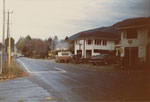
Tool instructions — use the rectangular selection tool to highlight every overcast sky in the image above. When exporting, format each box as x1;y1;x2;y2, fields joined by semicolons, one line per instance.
0;0;149;42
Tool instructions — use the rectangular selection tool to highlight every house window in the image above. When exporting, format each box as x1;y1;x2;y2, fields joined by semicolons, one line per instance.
102;40;107;46
87;40;92;45
95;39;101;45
126;29;137;39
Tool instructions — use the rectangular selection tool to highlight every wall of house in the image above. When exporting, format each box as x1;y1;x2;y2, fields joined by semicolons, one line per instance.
93;41;115;50
120;29;148;62
74;40;84;56
120;29;147;47
74;39;115;58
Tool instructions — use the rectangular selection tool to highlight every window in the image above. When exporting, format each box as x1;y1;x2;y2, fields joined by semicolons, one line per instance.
126;29;137;39
102;40;107;46
95;39;101;45
87;40;92;45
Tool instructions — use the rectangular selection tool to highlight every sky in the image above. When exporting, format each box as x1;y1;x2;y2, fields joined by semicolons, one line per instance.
0;0;149;42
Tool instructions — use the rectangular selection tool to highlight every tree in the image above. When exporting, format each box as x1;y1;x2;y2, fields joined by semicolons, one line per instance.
16;37;25;53
16;36;49;58
54;36;58;41
0;42;2;51
45;37;53;51
32;39;49;58
5;37;15;52
16;35;32;54
52;36;58;51
26;35;31;40
65;36;69;41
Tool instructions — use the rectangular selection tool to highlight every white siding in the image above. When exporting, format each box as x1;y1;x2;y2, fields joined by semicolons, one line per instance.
120;29;147;47
93;41;115;50
74;39;115;58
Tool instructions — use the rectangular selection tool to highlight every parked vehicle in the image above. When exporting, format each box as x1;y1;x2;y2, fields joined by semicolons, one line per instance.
16;54;24;58
89;54;116;65
55;51;71;63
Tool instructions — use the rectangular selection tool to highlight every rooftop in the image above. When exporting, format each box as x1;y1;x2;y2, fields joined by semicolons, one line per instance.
70;17;150;40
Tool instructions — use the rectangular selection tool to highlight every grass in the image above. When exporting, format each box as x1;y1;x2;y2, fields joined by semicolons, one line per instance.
0;60;28;81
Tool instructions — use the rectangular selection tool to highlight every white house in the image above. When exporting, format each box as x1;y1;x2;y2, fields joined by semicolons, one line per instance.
74;32;118;58
117;25;150;64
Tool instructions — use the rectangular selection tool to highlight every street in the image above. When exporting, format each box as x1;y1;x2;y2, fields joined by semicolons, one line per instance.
0;57;150;102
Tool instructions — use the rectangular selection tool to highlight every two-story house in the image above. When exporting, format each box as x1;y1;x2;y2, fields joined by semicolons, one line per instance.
117;25;150;64
74;32;119;58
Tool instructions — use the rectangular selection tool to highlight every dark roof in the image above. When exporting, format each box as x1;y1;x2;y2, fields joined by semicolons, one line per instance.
115;17;150;28
117;24;148;30
75;31;119;40
69;17;150;40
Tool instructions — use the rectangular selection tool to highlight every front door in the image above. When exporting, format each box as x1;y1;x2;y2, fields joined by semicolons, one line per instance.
77;50;82;58
86;50;92;58
124;47;138;65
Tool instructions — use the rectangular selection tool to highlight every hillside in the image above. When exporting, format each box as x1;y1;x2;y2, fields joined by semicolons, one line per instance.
69;17;150;40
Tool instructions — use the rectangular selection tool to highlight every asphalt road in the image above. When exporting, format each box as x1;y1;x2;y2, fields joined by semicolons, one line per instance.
0;57;150;102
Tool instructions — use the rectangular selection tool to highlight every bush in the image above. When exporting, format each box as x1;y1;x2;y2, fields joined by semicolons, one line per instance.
0;60;28;80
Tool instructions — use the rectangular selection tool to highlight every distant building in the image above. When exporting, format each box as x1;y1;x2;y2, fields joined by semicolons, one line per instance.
117;24;150;64
71;17;150;65
74;32;119;58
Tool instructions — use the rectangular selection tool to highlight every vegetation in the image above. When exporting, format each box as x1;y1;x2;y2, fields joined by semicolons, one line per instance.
0;60;28;81
5;37;15;52
0;42;3;51
16;35;50;58
16;35;72;59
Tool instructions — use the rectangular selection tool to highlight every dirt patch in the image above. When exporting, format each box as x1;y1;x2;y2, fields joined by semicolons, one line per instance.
0;60;29;81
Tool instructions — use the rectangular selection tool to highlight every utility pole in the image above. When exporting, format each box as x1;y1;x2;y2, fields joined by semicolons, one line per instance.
0;0;6;74
6;10;13;52
3;0;6;48
6;10;13;67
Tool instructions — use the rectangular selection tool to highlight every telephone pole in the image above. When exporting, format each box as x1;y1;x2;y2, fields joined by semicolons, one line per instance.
6;10;13;67
6;10;13;48
3;0;6;47
0;0;6;74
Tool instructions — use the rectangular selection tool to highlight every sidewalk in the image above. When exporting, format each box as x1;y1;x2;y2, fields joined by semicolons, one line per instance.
0;77;51;102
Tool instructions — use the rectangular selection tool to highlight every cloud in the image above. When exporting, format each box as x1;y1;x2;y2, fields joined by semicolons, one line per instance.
0;0;148;42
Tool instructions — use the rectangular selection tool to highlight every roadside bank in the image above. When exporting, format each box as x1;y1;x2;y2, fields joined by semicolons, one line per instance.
0;60;29;81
